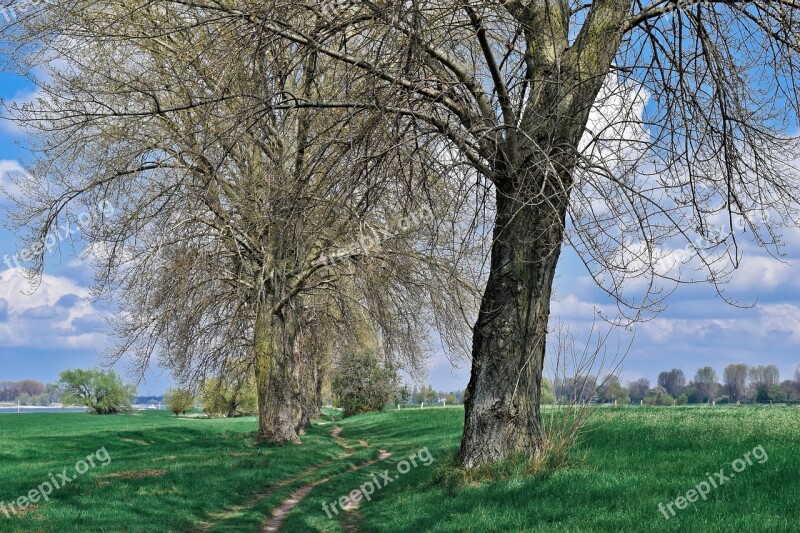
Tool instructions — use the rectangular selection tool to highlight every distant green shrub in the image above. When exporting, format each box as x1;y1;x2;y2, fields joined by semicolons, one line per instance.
164;388;195;416
200;376;257;418
331;350;396;417
58;369;135;414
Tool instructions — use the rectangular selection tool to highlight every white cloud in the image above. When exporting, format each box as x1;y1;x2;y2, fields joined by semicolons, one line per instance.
0;159;27;205
580;73;650;166
0;268;107;349
757;304;800;342
638;303;800;345
552;293;614;319
550;259;800;387
729;254;797;291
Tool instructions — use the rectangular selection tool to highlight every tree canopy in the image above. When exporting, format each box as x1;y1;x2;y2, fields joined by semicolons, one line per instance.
5;0;800;467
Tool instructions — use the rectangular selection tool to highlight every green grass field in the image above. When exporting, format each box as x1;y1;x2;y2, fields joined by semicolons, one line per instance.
1;406;798;532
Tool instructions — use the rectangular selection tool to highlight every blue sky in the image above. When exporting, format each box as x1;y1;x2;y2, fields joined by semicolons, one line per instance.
2;73;799;396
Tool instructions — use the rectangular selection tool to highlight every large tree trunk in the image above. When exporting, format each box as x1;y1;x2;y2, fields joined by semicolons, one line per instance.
458;169;570;468
294;319;326;432
457;0;629;466
254;307;302;444
298;350;324;430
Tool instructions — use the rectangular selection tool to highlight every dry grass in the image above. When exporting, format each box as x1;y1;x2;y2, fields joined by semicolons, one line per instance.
100;469;166;480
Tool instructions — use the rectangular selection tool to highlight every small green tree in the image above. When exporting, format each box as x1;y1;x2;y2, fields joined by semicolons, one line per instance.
684;385;701;404
660;394;676;406
164;388;195;416
58;369;135;414
768;384;787;403
200;376;257;418
424;386;439;403
331;350;396;416
200;379;231;418
604;381;630;405
755;384;770;403
645;385;672;406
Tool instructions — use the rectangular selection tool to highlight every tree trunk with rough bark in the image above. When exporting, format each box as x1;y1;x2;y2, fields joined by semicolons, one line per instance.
298;350;324;430
459;169;570;468
458;0;630;468
293;319;327;433
254;307;302;444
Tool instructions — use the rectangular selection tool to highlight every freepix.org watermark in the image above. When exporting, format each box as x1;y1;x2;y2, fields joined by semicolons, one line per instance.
317;206;434;270
658;444;768;520
1;447;112;518
2;200;115;271
322;447;434;518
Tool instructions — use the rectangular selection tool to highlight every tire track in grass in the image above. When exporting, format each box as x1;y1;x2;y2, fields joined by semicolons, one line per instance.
260;426;391;533
195;426;352;531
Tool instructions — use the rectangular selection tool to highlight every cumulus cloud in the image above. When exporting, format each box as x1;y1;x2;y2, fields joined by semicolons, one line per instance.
21;305;60;320
0;268;107;349
580;72;650;165
552;293;615;320
728;255;798;291
757;304;800;342
639;303;800;346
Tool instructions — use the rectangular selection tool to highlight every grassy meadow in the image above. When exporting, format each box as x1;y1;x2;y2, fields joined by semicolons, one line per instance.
0;406;798;531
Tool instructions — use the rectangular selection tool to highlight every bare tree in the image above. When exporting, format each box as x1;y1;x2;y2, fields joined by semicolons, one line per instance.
227;0;800;467
723;364;749;402
693;366;718;403
748;364;780;401
1;2;479;443
750;365;780;387
658;369;686;398
627;378;650;403
8;0;800;467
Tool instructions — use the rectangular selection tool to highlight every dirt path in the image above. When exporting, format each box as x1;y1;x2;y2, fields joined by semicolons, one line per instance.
195;451;349;531
259;426;391;533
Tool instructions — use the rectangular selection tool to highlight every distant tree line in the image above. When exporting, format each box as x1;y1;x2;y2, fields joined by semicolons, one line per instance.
0;380;60;405
553;374;630;405
554;363;800;406
2;370;138;413
398;385;465;406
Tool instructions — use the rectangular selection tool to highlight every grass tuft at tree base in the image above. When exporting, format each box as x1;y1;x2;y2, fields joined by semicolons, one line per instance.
432;438;586;492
